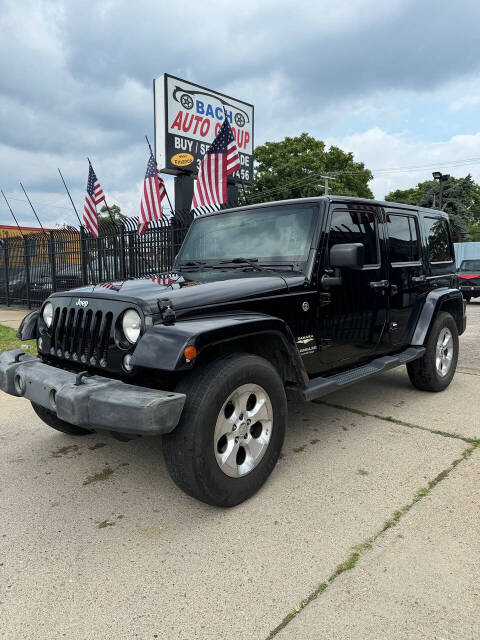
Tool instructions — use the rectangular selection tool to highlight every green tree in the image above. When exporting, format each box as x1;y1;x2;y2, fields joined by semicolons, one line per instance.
245;133;373;204
98;204;126;226
385;174;480;242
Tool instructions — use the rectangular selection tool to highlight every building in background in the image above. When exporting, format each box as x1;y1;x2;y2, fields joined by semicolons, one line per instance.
0;224;57;238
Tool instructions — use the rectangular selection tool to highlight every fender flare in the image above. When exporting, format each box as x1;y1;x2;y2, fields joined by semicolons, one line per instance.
17;310;40;341
411;288;465;345
131;312;309;385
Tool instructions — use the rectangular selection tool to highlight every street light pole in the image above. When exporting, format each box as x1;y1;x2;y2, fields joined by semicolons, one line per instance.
432;172;450;210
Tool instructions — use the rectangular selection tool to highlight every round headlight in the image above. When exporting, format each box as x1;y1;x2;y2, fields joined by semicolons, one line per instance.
43;302;53;328
122;309;141;344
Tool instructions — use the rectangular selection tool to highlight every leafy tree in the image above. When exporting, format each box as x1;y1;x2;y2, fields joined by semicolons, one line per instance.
245;133;373;204
385;174;480;242
98;204;126;226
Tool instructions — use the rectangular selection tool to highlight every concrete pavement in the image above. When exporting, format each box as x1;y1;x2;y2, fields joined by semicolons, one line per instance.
0;307;29;330
0;304;479;639
276;449;480;640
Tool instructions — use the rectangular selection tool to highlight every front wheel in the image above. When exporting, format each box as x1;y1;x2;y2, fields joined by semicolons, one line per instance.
162;354;287;507
407;311;458;392
31;402;93;436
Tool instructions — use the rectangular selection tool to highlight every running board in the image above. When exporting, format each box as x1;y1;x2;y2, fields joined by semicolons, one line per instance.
289;346;426;402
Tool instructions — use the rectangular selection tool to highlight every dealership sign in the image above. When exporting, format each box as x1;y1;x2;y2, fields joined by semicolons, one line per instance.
154;74;254;184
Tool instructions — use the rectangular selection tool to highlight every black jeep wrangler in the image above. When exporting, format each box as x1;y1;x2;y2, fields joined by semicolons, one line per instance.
0;197;466;506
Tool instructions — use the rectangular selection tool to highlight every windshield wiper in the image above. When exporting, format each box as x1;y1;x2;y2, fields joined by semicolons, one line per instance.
213;257;267;271
176;260;212;270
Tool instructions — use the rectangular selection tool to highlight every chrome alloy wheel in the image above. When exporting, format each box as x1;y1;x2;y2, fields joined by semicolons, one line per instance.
214;383;273;478
436;327;454;377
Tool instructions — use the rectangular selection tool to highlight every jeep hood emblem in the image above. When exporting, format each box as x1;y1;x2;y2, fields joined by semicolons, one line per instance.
76;299;89;308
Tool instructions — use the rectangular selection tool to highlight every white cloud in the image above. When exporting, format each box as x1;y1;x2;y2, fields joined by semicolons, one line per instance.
450;95;480;112
326;128;480;199
1;0;480;225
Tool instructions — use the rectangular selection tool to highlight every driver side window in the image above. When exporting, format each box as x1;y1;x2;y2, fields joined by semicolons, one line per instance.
328;209;378;265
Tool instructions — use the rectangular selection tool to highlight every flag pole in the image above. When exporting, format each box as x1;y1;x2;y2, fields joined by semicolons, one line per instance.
19;182;48;237
145;135;174;213
58;168;95;282
1;190;25;238
221;107;244;207
87;158;119;231
240;179;249;205
58;168;83;228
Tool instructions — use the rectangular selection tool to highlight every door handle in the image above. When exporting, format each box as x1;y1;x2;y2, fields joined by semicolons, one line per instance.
369;279;389;290
411;275;426;284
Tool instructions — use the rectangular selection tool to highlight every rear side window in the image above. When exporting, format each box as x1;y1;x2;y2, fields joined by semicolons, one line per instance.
387;214;420;263
424;217;453;263
328;209;378;265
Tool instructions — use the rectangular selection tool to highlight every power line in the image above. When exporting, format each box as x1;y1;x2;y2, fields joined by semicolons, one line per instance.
243;156;480;205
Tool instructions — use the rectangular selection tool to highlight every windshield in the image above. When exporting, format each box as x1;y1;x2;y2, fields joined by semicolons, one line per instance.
459;260;480;271
177;204;316;264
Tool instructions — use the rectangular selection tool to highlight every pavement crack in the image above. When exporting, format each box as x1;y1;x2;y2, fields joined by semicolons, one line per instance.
457;369;480;378
316;400;480;445
265;443;479;639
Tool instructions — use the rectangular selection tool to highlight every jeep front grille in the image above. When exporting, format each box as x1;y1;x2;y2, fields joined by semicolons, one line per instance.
50;306;114;367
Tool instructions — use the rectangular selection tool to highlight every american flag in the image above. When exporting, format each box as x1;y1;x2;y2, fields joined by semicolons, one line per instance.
100;281;123;291
138;152;166;235
83;163;104;237
191;117;240;210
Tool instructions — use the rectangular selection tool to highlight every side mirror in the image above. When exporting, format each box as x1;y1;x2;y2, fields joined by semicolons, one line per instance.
330;243;365;270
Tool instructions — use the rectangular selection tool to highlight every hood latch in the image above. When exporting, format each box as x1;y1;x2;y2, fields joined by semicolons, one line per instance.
158;298;176;325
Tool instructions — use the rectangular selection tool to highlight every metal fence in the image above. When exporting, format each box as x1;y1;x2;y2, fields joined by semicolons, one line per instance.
0;209;200;308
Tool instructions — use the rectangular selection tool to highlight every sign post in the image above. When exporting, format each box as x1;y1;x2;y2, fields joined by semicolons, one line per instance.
154;74;254;209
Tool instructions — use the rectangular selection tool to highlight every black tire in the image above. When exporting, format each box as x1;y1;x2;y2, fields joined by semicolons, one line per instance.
464;296;471;303
31;402;92;436
162;353;287;507
407;311;458;392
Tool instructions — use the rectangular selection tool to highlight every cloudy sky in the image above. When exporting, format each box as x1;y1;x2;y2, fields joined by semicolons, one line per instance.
1;0;480;227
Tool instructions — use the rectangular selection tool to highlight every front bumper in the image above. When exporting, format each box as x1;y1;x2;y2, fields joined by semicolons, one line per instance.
0;350;186;436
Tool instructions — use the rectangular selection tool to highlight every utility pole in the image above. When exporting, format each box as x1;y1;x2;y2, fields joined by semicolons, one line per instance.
319;174;336;196
432;172;450;210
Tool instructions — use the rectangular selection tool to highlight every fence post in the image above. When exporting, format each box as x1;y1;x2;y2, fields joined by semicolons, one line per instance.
119;225;126;280
80;227;88;285
24;236;32;309
97;236;103;283
3;237;9;307
48;231;57;293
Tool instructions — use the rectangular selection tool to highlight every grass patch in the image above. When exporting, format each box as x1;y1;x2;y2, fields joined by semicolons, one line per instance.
0;323;37;356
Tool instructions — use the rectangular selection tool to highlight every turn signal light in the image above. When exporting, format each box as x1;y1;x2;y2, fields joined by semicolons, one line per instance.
184;346;197;361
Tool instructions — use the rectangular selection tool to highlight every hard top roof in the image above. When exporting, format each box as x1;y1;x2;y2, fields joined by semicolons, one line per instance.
199;196;449;219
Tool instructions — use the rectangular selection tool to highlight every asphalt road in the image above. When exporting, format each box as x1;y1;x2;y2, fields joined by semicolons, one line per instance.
1;304;479;639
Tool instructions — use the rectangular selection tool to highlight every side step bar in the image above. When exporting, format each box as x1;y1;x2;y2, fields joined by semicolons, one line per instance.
289;346;426;402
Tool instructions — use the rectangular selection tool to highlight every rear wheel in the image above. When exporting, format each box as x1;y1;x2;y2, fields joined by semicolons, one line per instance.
162;354;287;507
407;311;458;392
464;295;471;303
31;402;92;436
